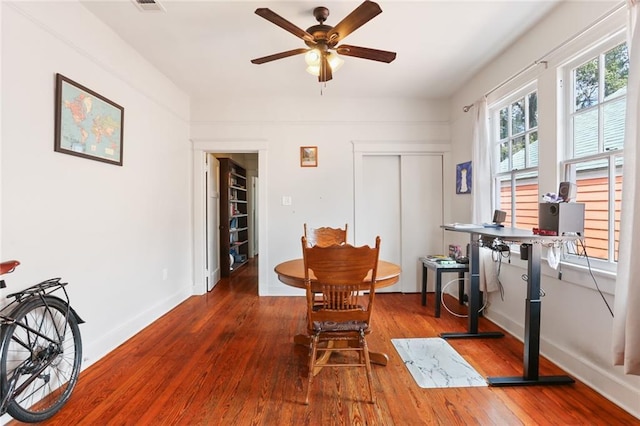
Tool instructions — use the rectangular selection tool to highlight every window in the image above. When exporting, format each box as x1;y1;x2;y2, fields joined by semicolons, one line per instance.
490;85;539;229
562;37;628;267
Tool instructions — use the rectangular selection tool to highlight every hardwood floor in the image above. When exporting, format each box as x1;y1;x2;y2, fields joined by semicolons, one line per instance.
19;257;637;425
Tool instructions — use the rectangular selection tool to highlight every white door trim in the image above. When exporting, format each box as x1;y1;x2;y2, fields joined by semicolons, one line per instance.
191;139;268;296
206;155;221;291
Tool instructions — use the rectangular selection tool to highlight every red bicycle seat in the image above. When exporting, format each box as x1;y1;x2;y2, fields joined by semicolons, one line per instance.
0;260;20;275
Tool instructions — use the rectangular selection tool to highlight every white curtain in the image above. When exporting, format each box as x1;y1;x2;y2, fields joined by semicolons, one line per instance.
613;0;640;375
470;98;500;293
471;98;492;225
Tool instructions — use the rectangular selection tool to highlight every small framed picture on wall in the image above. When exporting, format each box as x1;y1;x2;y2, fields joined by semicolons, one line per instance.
456;161;472;194
300;146;318;167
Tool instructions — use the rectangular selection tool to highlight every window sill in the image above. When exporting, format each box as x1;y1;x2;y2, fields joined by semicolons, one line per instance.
501;253;616;295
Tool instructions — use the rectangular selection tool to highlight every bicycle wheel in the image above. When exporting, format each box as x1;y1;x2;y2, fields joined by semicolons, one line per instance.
1;296;82;423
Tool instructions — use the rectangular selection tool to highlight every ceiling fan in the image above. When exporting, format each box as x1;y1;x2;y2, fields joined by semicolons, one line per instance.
250;1;397;83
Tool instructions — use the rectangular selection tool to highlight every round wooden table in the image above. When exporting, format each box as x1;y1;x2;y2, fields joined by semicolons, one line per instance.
275;259;401;290
274;258;401;369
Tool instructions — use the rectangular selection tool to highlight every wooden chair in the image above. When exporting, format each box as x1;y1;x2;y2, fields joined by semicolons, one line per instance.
303;223;348;247
301;236;381;405
303;223;349;308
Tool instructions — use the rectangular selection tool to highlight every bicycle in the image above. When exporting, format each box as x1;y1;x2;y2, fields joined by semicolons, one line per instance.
0;260;83;423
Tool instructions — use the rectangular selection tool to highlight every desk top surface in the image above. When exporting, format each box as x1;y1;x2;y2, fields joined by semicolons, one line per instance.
442;225;580;242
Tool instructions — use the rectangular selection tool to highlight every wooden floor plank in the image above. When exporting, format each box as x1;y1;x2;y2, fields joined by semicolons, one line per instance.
13;257;637;425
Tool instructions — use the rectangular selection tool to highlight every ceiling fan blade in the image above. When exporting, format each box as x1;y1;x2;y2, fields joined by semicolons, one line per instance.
255;8;315;43
326;1;382;44
251;48;309;65
319;54;333;82
336;45;396;63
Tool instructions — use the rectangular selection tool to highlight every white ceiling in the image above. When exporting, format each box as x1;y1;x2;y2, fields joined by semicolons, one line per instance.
80;0;562;100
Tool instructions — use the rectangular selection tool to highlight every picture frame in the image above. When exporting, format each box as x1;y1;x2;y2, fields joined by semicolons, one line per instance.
300;146;318;167
54;73;124;166
456;161;472;194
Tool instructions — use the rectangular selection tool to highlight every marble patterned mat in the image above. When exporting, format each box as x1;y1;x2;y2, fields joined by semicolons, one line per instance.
391;337;487;388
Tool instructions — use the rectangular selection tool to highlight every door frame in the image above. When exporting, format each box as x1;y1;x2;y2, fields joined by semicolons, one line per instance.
206;155;220;291
192;139;268;296
250;176;259;257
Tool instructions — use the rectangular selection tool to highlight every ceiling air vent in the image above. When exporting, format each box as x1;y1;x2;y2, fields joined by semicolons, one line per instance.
132;0;165;12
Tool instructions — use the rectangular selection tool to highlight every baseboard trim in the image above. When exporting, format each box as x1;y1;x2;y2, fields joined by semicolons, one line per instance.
81;288;192;370
485;310;640;420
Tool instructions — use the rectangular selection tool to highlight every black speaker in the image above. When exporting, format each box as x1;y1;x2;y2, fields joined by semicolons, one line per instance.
558;182;576;202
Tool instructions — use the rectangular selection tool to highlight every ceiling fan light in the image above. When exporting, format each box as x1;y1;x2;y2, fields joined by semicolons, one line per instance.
305;49;321;66
306;65;320;76
327;52;344;72
305;51;344;76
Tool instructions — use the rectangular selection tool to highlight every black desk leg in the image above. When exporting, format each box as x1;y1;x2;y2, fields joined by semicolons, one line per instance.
435;270;443;318
421;265;428;306
458;271;465;305
487;242;574;386
441;234;503;340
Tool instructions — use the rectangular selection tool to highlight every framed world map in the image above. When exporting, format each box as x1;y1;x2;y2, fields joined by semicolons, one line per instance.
54;73;124;166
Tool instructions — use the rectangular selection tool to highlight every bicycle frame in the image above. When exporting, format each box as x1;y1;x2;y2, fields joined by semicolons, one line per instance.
0;278;84;415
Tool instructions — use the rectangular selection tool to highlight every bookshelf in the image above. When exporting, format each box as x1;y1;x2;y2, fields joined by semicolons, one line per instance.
219;158;249;276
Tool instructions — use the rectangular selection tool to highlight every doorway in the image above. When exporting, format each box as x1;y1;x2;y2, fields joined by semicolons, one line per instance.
192;140;267;296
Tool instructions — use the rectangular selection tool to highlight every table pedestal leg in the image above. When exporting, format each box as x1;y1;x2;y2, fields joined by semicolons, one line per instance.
294;334;309;345
293;333;389;371
368;351;389;365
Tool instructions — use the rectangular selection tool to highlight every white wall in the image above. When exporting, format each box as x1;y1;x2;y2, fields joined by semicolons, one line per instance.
3;0;636;420
191;96;451;296
449;0;639;418
1;0;192;371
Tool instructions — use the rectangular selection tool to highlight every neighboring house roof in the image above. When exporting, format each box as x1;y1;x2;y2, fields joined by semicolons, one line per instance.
498;88;625;174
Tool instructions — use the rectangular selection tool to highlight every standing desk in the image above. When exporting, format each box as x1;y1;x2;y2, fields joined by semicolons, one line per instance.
441;225;576;387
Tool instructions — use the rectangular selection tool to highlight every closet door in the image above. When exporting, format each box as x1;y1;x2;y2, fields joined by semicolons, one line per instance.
360;155;402;292
401;155;443;293
356;153;443;293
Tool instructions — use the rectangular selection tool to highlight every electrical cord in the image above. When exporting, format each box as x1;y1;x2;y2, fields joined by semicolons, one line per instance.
498;251;507;299
490;247;506;301
577;239;614;317
440;277;488;318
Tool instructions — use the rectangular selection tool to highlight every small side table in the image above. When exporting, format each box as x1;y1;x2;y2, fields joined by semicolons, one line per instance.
420;257;469;318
